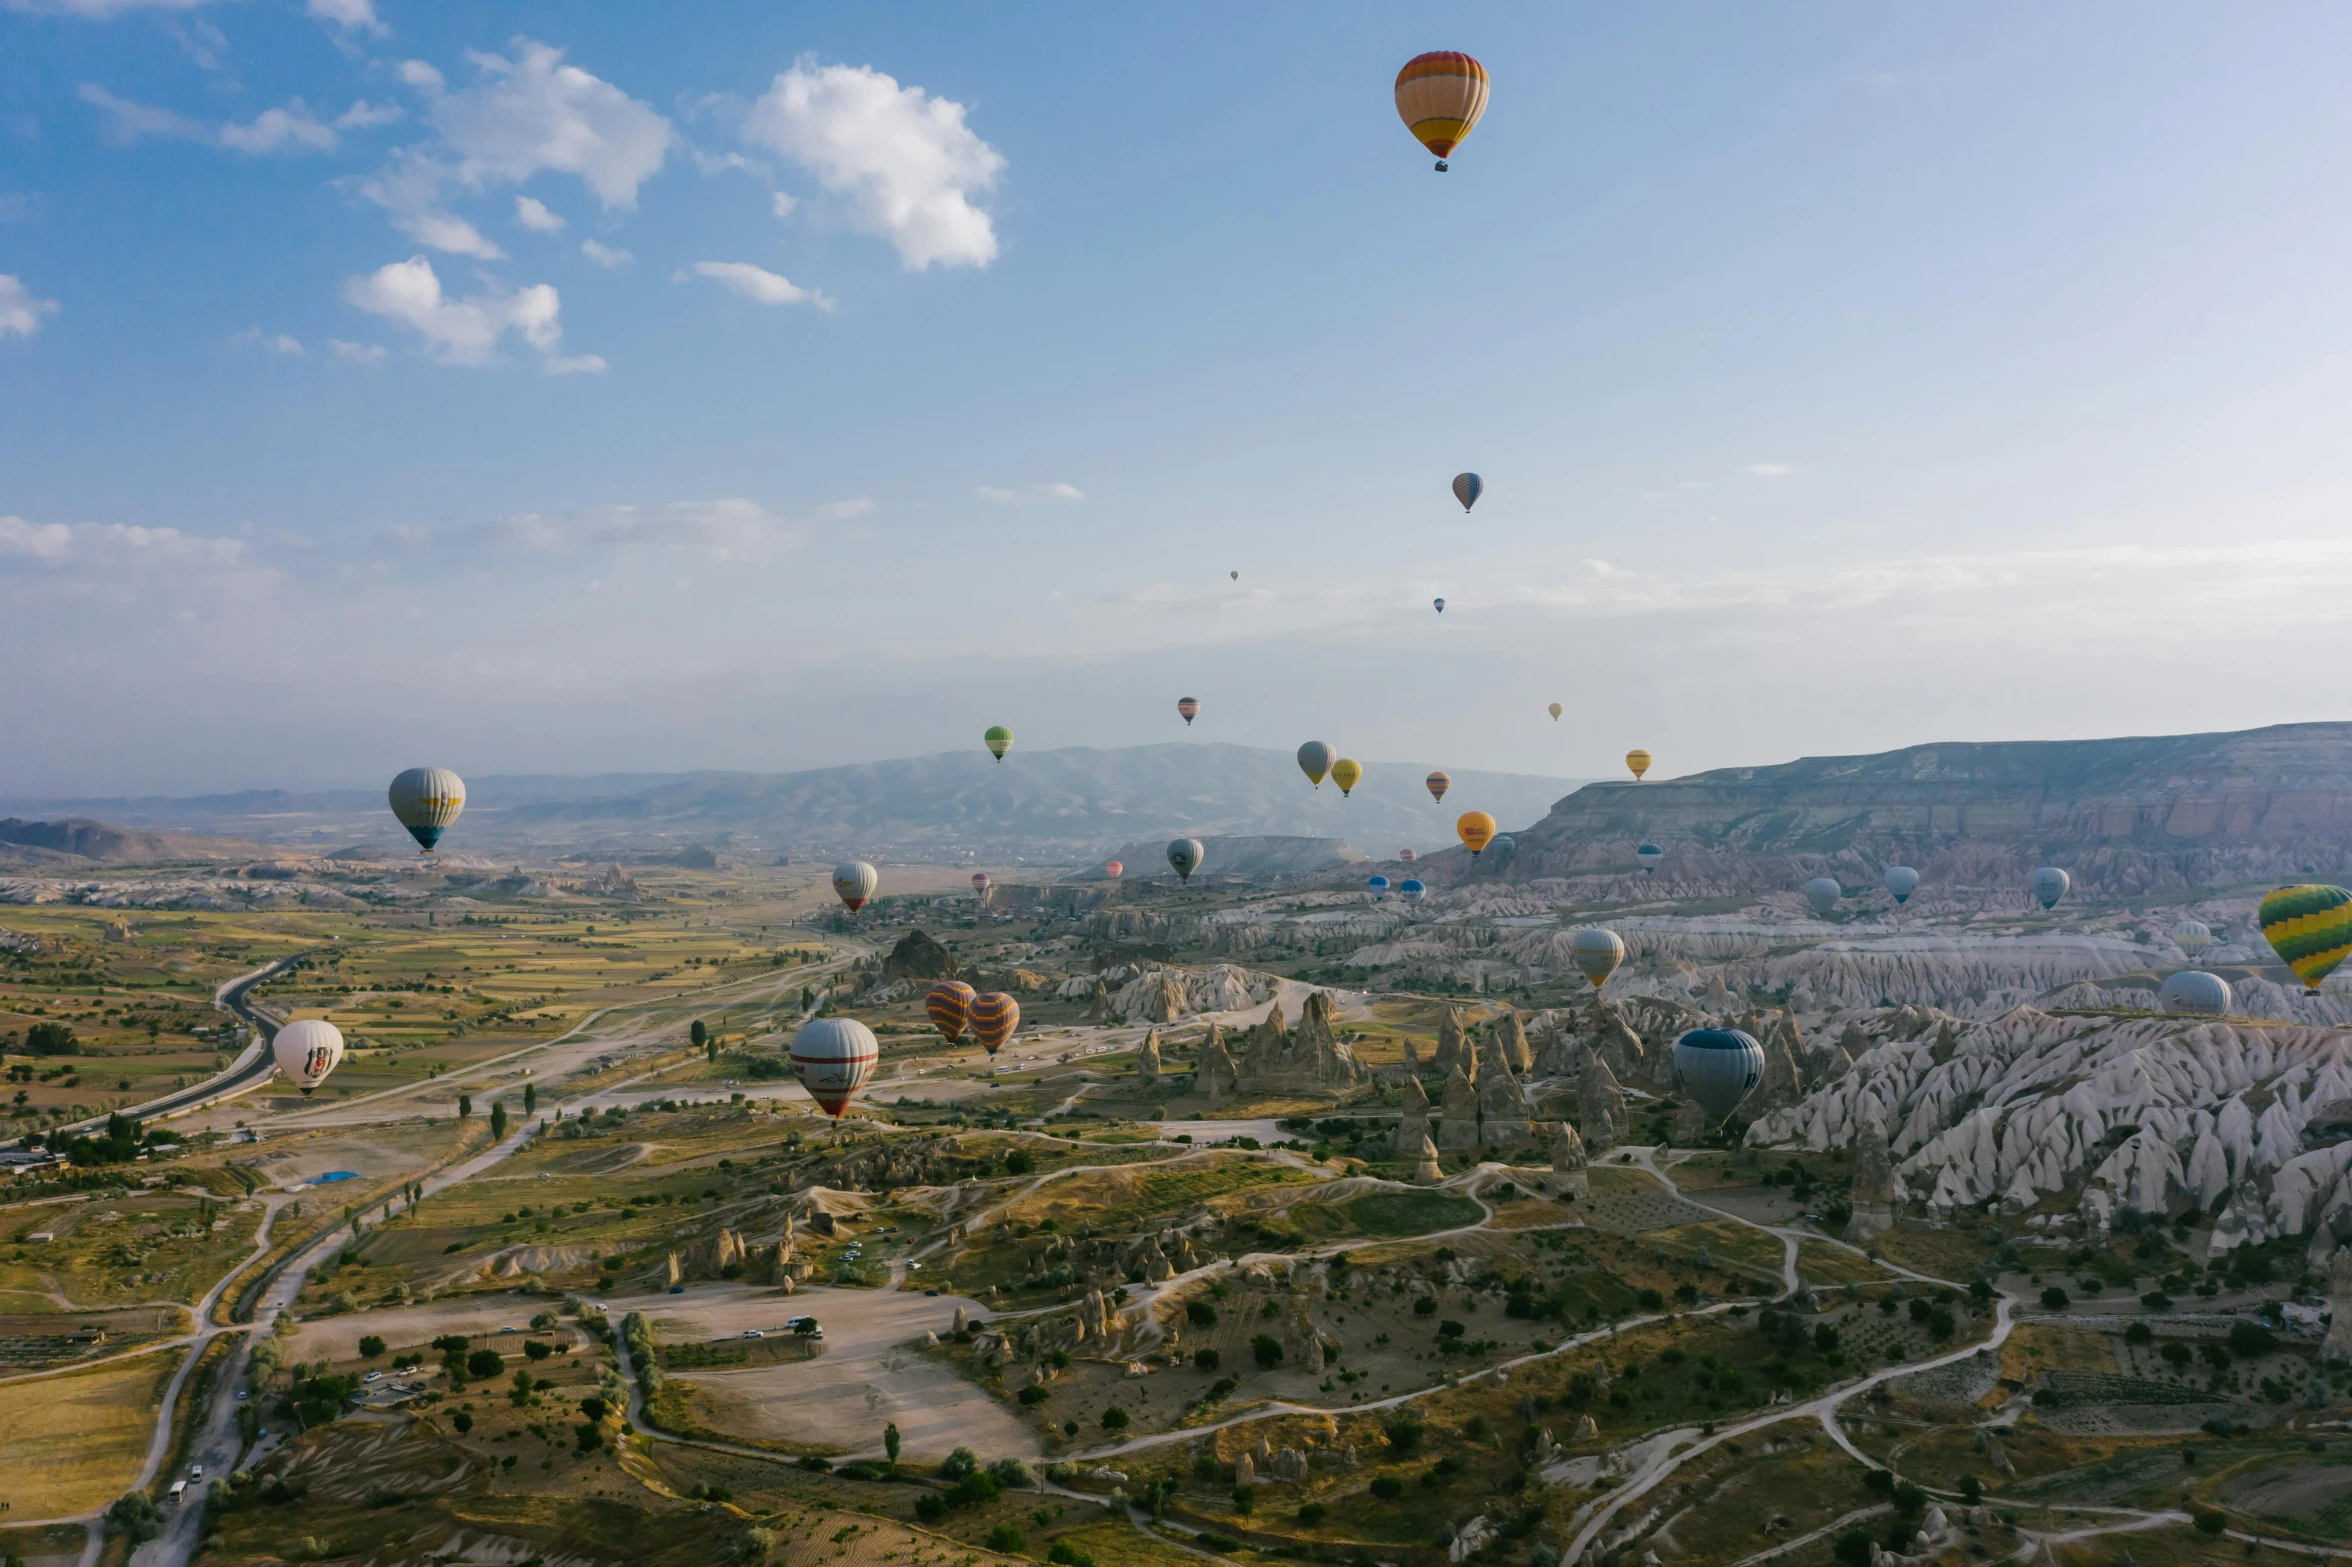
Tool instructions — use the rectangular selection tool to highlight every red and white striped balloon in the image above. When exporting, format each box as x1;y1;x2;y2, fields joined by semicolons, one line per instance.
790;1017;878;1119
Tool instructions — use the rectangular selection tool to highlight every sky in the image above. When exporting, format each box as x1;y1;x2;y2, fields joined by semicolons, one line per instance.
7;3;2352;796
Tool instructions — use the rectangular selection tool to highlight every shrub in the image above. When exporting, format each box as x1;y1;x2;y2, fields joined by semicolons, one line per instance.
1297;1502;1327;1525
2123;1322;2153;1345
1369;1477;1404;1501
105;1494;163;1545
986;1526;1025;1553
990;1458;1031;1488
2040;1287;2069;1310
1636;1288;1664;1311
1231;1486;1255;1515
1251;1334;1284;1368
467;1349;505;1378
939;1448;979;1480
946;1472;1002;1509
2228;1322;2277;1358
524;1340;553;1361
1384;1415;1424;1455
1412;1295;1438;1316
1048;1544;1097;1567
357;1335;386;1358
914;1494;947;1524
1958;1476;1983;1504
1188;1300;1218;1327
1019;1384;1051;1406
1833;1533;1875;1567
1100;1407;1130;1431
25;1022;78;1057
1006;1150;1036;1175
2193;1508;2227;1537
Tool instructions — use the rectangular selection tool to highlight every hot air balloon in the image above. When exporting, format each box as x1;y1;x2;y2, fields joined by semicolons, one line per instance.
1548;702;1562;721
1399;878;1425;904
1457;811;1496;856
1399;847;1417;862
1167;838;1205;882
2260;884;2352;994
2172;919;2212;956
388;767;465;853
1104;860;1123;879
984;725;1013;762
2158;971;2232;1016
1425;771;1451;804
1297;741;1334;788
1569;928;1624;989
1230;570;1239;581
791;1017;878;1119
1884;866;1920;905
2030;866;2069;910
1331;758;1362;797
1673;1028;1764;1125
971;872;992;903
1625;750;1651;782
832;860;879;913
271;1019;344;1095
1635;843;1663;873
1368;874;1391;902
1452;473;1483;512
1487;834;1515;868
967;992;1019;1055
1177;697;1200;726
1803;877;1841;916
1394;51;1489;172
1433;597;1446;614
926;980;976;1044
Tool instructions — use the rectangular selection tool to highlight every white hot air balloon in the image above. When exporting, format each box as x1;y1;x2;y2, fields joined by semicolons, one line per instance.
1569;928;1624;989
791;1017;879;1119
388;767;465;853
1803;877;1841;917
2158;970;2231;1016
1884;866;1920;905
832;860;879;913
1673;1028;1765;1125
2172;919;2212;956
1635;843;1663;873
271;1019;345;1095
2030;866;2069;910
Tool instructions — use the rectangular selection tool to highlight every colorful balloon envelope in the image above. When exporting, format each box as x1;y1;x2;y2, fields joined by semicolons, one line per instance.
1452;472;1483;512
1625;749;1651;782
1884;866;1920;904
388;766;466;853
1804;877;1841;916
2030;866;2069;910
967;992;1019;1055
1569;928;1624;989
1457;811;1497;856
2171;919;2212;955
1425;771;1451;804
1177;697;1199;726
1297;741;1334;788
2158;970;2231;1016
925;980;976;1044
1394;51;1489;172
1635;843;1663;873
1331;758;1362;797
1399;848;1417;863
1433;597;1446;614
791;1017;879;1118
832;860;879;913
1104;860;1123;879
1673;1028;1764;1125
983;725;1013;762
1399;878;1425;904
271;1018;344;1095
2260;884;2352;994
1368;874;1391;902
971;872;992;900
1547;702;1562;721
1167;838;1205;882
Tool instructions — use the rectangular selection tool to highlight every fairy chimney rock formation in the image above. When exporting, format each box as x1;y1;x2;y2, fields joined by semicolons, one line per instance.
1497;1010;1533;1075
1580;1052;1627;1153
1434;1008;1471;1081
1477;1058;1533;1147
1849;1111;1898;1242
1412;1133;1444;1185
1232;990;1367;1096
2326;1247;2352;1363
1196;1026;1238;1102
1138;1028;1163;1082
1393;1073;1432;1159
1437;1065;1481;1152
1550;1121;1590;1199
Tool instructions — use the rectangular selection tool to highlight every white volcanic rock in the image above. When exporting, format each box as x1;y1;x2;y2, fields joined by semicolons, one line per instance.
1749;1006;2352;1255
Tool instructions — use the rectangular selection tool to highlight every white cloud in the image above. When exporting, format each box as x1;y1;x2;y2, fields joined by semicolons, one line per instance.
514;194;566;233
307;0;385;36
0;515;247;571
357;149;504;259
231;327;305;356
336;99;404;131
1744;463;1794;477
542;353;605;375
769;190;797;218
7;0;217;15
489;497;805;560
427;40;674;209
0;275;59;339
977;482;1085;504
741;57;1003;270
342;256;574;368
578;238;631;268
81;85;339;155
327;338;386;364
396;60;446;95
681;260;829;309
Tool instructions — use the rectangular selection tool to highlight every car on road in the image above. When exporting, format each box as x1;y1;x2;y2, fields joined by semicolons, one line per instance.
364;1370;381;1382
190;1465;203;1480
499;1325;518;1334
924;1288;940;1297
742;1329;763;1339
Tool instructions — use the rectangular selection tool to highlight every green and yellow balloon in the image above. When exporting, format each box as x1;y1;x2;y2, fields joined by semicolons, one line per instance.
983;725;1013;763
2261;884;2352;995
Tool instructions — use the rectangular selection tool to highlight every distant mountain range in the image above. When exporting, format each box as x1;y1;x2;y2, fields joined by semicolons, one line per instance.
3;745;1583;863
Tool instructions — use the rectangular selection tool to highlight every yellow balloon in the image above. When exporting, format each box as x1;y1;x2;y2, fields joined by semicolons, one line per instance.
1456;811;1497;856
1625;748;1652;781
1331;759;1362;797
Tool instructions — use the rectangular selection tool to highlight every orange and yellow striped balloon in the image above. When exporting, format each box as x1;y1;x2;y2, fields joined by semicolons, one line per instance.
1394;52;1490;170
968;992;1020;1055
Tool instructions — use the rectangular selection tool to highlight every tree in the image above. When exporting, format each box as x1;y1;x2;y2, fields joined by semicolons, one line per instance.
1833;1532;1875;1567
1958;1475;1983;1504
2193;1508;2228;1537
489;1101;508;1139
2041;1286;2070;1310
452;1409;473;1434
458;1093;473;1119
1101;1406;1130;1430
105;1494;163;1546
523;1082;537;1115
467;1348;506;1378
691;1019;708;1049
25;1022;78;1057
884;1422;901;1467
358;1335;385;1358
1251;1333;1284;1369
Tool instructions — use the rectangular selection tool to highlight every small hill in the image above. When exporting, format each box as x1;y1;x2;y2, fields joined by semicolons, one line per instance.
1099;835;1368;879
0;818;268;865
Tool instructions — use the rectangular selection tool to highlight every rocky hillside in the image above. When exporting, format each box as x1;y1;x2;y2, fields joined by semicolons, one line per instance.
1464;721;2352;897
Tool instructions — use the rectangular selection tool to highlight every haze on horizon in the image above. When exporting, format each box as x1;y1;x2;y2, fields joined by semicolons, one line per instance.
5;3;2351;797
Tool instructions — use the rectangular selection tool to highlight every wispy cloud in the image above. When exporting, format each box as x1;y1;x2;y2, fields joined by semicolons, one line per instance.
977;482;1085;504
231;327;305;356
579;238;632;268
0;275;59;339
678;260;829;308
81;85;339;155
1743;463;1794;477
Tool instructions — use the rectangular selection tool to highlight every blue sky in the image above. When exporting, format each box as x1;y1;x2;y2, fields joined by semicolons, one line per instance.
6;2;2352;796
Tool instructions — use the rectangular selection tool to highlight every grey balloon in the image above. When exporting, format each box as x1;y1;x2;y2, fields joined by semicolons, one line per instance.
1803;877;1841;916
1487;834;1516;867
1884;866;1919;904
2172;919;2212;956
1672;1028;1765;1124
2030;866;2069;909
1296;740;1334;787
1167;838;1205;882
2158;970;2231;1016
